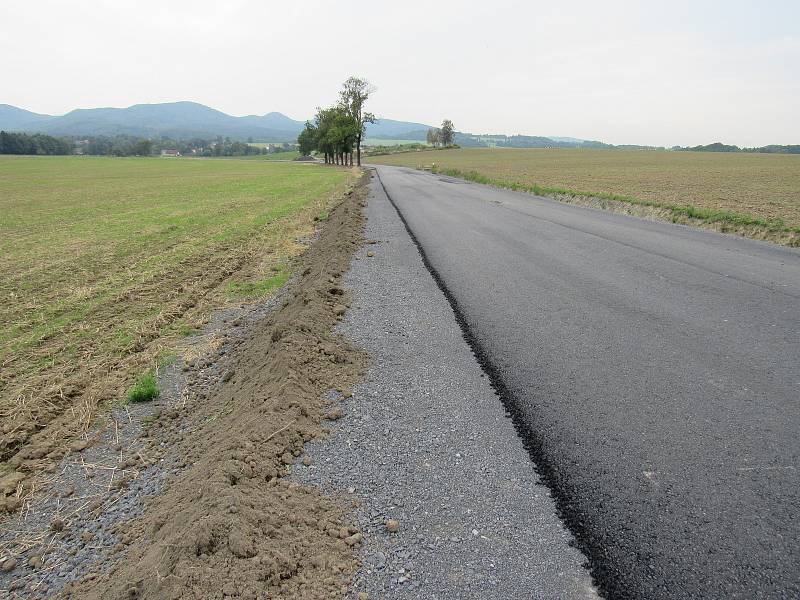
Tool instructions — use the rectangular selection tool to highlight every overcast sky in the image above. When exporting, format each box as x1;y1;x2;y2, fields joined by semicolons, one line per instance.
2;0;798;146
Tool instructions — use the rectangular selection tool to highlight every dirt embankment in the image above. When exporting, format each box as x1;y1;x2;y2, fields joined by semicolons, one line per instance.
62;175;370;599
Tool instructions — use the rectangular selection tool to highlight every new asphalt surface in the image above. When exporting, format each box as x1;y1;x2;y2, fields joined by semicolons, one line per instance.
295;174;598;598
372;165;800;600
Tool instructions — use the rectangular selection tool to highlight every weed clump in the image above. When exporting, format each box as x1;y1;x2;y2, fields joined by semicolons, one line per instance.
127;371;160;403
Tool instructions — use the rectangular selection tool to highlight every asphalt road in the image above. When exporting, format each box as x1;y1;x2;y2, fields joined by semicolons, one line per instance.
372;165;800;600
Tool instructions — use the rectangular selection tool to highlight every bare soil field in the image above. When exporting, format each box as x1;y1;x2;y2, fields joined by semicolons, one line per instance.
368;148;800;244
0;156;356;513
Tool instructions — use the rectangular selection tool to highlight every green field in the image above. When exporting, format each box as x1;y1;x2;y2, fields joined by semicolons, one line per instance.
369;148;800;236
0;155;355;469
231;150;300;161
363;138;426;147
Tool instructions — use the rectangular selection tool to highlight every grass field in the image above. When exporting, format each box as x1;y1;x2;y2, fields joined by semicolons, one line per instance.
369;148;800;238
362;138;426;147
0;156;356;476
232;151;301;161
238;148;300;160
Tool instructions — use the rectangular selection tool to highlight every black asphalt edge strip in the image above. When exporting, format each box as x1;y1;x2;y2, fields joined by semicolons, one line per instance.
371;168;616;600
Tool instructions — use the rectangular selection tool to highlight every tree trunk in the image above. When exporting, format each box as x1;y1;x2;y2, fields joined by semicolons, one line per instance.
356;134;361;166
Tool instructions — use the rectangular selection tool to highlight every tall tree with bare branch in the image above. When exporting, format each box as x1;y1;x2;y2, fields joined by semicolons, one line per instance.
339;76;376;166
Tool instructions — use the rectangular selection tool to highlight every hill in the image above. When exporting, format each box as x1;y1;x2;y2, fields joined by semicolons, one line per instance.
0;102;601;147
0;104;53;130
0;101;437;143
0;102;303;141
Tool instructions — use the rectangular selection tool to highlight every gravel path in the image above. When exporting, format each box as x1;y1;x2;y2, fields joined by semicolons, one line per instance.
294;172;599;599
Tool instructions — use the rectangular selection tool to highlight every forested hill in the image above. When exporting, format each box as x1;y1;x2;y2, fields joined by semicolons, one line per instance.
0;102;433;142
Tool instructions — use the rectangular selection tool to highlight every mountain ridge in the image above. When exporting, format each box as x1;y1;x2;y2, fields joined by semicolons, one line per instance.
0;101;438;142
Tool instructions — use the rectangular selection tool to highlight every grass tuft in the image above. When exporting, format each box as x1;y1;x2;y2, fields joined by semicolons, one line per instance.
127;371;160;403
228;265;291;298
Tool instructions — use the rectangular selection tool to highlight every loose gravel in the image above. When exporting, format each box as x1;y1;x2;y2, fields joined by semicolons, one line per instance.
294;172;599;599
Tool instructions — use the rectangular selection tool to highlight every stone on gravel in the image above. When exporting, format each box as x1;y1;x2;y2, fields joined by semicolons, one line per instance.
2;558;17;572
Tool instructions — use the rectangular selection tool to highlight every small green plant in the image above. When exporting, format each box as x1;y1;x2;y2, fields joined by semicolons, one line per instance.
177;323;200;337
316;210;329;221
228;265;291;298
156;351;177;368
127;371;160;403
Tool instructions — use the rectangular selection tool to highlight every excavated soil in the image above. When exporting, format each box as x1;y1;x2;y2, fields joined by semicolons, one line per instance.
56;175;370;599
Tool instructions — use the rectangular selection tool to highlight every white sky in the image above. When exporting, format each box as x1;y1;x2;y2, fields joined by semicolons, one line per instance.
1;0;798;147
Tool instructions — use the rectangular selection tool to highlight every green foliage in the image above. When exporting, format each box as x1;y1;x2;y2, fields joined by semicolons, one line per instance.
0;131;71;155
440;120;455;146
77;135;297;158
127;371;160;403
298;122;316;156
298;76;376;165
134;139;153;156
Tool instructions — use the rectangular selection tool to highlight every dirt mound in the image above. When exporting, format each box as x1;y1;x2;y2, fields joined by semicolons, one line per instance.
64;173;370;599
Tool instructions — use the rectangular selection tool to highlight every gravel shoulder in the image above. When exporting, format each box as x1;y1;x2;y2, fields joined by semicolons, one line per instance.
294;171;599;599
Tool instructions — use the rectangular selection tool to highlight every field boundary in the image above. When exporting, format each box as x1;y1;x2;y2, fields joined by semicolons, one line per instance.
428;166;800;247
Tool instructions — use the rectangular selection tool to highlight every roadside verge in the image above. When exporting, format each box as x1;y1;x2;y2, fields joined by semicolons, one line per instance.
61;174;371;600
426;167;800;247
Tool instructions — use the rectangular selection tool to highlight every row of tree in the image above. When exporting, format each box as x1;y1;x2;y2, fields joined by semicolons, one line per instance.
298;77;375;166
0;132;298;157
426;120;456;147
675;142;800;154
84;135;296;157
0;131;72;155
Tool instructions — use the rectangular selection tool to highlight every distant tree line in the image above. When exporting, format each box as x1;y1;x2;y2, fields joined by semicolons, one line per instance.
426;120;456;147
674;142;800;154
0;131;72;155
81;135;294;157
0;130;298;157
297;77;376;166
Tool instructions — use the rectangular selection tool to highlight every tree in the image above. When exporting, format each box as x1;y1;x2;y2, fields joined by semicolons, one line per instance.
426;128;441;147
134;139;153;156
440;119;455;146
339;76;376;166
297;122;317;156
